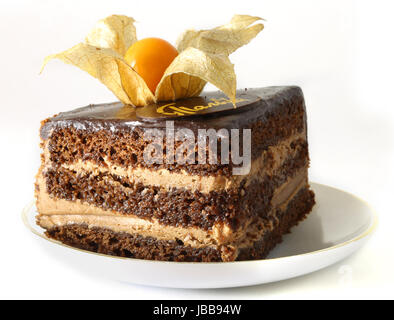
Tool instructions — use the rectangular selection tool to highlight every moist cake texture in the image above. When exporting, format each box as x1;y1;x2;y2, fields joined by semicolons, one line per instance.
35;86;315;262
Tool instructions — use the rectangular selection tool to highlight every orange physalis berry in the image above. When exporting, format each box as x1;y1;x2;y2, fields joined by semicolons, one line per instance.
124;38;179;94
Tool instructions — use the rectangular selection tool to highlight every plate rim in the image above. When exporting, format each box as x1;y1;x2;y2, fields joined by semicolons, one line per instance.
22;182;378;265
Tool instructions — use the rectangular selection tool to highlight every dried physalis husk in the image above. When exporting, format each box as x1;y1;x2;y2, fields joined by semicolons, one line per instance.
176;15;264;55
155;48;236;102
41;43;154;106
157;15;263;104
85;15;137;56
41;15;154;106
41;14;263;106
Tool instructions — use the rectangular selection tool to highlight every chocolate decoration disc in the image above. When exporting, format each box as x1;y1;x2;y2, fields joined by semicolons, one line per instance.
136;92;261;121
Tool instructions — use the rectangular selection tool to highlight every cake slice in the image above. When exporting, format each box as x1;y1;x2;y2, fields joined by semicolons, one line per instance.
35;86;315;262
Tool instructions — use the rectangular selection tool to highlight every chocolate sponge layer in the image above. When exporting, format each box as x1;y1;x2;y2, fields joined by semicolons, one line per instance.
41;87;306;177
41;142;309;231
44;187;315;262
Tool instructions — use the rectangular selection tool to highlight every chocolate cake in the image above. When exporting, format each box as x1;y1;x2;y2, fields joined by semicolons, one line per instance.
35;86;315;262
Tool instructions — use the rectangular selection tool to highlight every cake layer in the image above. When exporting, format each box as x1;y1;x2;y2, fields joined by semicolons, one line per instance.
42;187;315;261
40;128;305;196
37;144;309;230
38;214;216;248
40;87;306;176
53;130;306;193
37;168;308;247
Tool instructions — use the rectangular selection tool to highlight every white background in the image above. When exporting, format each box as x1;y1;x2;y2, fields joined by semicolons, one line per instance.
0;0;393;299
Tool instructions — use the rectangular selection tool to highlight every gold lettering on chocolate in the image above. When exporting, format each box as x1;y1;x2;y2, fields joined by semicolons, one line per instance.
157;98;248;116
169;106;195;115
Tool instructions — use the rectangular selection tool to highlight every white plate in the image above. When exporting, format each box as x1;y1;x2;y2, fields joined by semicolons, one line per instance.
22;183;377;289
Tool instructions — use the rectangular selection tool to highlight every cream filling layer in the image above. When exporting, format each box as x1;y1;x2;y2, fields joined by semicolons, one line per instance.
36;168;308;248
43;130;306;193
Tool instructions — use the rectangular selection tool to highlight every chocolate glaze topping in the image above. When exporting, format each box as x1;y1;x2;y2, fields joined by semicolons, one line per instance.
40;86;305;139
